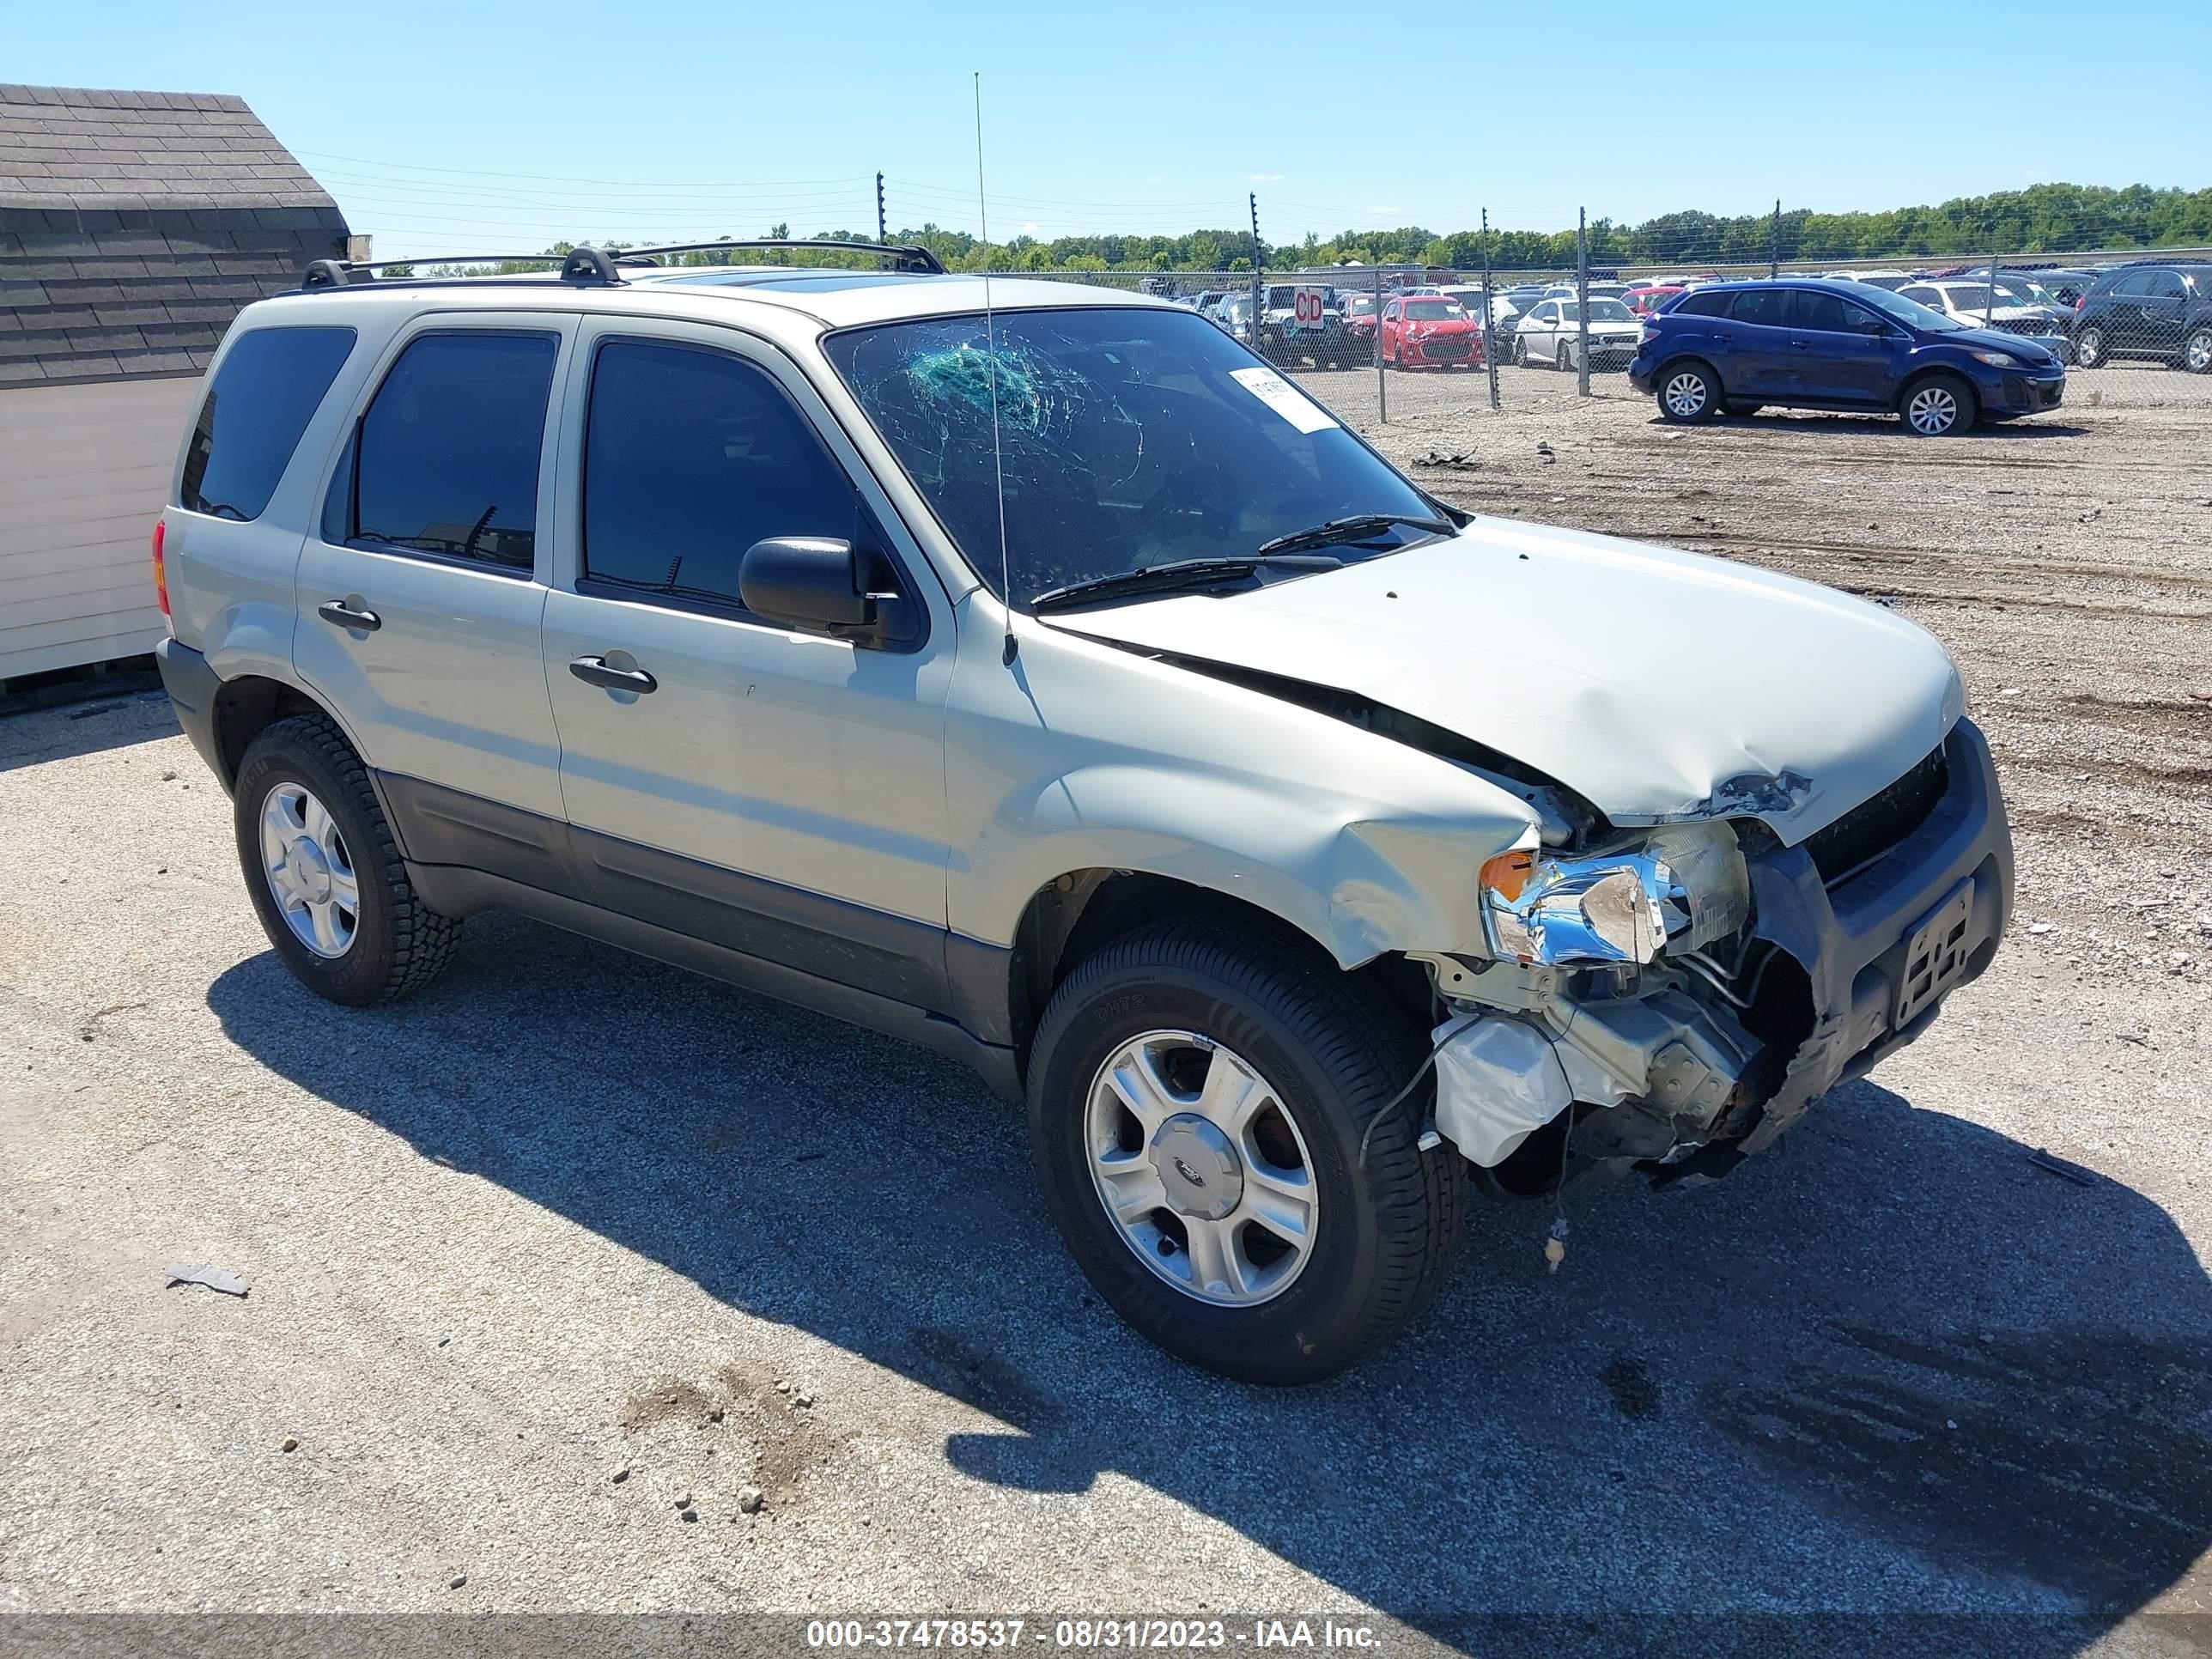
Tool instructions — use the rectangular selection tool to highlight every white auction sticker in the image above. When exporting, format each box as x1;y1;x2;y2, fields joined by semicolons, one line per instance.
1229;366;1340;434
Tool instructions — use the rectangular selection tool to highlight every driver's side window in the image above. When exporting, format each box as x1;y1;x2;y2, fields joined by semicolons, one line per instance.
580;337;876;615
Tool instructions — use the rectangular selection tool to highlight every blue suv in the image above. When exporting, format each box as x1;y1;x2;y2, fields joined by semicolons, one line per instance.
1627;279;2067;435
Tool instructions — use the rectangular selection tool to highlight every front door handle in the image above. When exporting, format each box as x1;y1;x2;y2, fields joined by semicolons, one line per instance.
568;655;657;694
316;599;381;632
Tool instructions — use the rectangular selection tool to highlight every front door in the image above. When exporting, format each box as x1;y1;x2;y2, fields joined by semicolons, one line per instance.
538;320;958;999
1786;289;1895;405
294;315;574;820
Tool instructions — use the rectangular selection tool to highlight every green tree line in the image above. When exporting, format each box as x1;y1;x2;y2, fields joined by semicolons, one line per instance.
381;181;2209;278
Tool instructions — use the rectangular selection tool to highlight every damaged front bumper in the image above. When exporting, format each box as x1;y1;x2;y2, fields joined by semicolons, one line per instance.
1420;718;2013;1180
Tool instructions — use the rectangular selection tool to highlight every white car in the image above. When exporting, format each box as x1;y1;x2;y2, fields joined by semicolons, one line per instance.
1895;280;2075;358
1510;295;1643;369
152;240;2013;1382
1439;284;1519;326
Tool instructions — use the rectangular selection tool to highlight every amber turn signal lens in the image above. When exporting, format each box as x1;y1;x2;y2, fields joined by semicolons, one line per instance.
1481;849;1534;904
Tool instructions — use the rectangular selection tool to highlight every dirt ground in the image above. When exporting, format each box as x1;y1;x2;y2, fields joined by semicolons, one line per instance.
1;358;2209;1657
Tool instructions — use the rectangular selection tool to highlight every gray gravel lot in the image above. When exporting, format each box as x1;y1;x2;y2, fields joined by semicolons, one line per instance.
3;361;2210;1657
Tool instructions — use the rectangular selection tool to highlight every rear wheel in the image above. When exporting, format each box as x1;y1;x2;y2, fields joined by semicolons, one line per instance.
2074;324;2107;369
1656;361;1721;422
1901;371;1976;436
1026;921;1463;1384
2185;325;2212;374
234;714;460;1006
1512;335;1528;368
1555;342;1571;373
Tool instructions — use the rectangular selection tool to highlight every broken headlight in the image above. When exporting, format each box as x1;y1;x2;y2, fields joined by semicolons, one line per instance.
1480;821;1749;967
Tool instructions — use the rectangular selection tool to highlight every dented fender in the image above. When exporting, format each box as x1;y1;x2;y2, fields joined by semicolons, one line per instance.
941;593;1537;963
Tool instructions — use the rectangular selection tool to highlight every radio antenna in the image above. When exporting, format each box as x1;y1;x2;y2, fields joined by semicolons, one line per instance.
974;71;1017;666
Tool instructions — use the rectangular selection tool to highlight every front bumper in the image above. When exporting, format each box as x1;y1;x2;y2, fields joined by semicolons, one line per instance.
1981;365;2066;414
1735;716;2013;1152
155;635;226;787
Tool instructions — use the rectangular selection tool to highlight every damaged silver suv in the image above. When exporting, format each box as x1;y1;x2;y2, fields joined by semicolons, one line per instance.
153;242;2012;1383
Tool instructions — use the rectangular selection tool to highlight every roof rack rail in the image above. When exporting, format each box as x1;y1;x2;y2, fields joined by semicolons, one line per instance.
610;238;946;276
300;247;622;290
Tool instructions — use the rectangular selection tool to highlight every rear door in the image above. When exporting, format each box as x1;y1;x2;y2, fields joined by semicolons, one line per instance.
294;314;573;821
538;318;957;988
2132;270;2189;356
1722;289;1796;395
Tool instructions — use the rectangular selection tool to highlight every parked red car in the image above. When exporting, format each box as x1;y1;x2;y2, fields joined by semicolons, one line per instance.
1381;295;1483;368
1623;283;1685;316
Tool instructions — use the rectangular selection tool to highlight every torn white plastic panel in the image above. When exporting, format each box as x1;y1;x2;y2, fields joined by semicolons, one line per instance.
1048;520;1965;847
1431;1016;1604;1168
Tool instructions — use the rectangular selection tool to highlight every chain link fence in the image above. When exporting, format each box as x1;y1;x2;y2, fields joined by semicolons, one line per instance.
1003;233;2212;429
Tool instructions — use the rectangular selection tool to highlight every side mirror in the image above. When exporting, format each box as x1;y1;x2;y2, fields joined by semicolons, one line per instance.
738;537;896;635
1857;317;1890;336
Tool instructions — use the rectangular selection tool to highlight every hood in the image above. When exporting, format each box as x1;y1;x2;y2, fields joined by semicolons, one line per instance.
1950;325;2063;362
1044;520;1965;845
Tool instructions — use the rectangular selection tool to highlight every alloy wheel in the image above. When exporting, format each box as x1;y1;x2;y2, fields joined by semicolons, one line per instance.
1084;1030;1317;1307
1906;384;1961;434
1662;370;1709;417
2188;329;2212;373
2076;326;2105;369
258;781;359;958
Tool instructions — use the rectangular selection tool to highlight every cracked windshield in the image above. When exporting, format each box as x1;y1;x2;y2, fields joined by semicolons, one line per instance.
823;307;1445;607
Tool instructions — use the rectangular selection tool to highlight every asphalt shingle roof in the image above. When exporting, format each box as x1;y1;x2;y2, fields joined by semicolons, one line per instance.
0;84;349;388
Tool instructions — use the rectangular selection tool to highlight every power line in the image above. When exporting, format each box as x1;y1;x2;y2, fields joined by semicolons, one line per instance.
295;149;868;190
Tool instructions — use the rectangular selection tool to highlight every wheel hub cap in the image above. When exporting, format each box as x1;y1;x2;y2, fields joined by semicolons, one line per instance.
1152;1115;1243;1219
285;836;333;904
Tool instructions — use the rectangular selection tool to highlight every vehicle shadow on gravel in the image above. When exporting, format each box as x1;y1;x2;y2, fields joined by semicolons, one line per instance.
1667;414;2090;442
210;917;2212;1656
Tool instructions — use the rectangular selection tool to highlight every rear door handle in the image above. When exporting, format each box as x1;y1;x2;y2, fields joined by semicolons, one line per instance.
568;655;657;694
316;600;381;632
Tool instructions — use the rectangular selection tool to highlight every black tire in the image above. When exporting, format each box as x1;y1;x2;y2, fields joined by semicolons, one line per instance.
2074;324;2106;369
1555;341;1571;374
2185;325;2212;374
1026;921;1465;1385
1655;359;1722;422
1899;370;1977;436
234;713;460;1006
1511;335;1528;368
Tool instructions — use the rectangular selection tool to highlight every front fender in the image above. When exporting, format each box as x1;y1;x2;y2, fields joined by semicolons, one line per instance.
944;600;1538;966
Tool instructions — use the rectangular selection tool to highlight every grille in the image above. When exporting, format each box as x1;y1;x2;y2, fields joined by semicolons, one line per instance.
1803;744;1950;885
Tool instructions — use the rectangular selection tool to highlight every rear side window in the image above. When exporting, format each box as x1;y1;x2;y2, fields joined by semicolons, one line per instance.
580;338;866;607
179;326;356;521
1729;289;1790;327
345;331;557;573
1671;290;1731;318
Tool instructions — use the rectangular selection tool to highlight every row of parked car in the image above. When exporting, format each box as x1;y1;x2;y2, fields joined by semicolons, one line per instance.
1173;257;2212;377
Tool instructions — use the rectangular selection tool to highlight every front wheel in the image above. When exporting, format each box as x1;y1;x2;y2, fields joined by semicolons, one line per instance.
1901;371;1977;435
2185;325;2212;374
234;714;460;1006
1027;921;1464;1384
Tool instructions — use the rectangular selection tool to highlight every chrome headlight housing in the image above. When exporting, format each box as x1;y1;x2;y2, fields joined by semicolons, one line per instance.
1480;820;1751;968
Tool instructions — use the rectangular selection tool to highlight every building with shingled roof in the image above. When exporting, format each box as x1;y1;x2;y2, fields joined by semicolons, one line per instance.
1;83;351;680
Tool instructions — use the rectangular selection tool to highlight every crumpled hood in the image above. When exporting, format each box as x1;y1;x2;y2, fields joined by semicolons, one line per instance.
1045;519;1966;846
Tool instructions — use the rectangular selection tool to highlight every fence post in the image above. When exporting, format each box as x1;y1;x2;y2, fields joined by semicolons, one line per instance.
1482;207;1498;411
1248;193;1264;354
1576;207;1590;397
1374;264;1387;424
1770;198;1781;278
1986;240;2001;327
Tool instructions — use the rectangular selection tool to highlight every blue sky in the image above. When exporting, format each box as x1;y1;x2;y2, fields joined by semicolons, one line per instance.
14;0;2207;256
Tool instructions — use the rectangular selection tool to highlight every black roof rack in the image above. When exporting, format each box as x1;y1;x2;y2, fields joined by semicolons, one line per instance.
611;238;946;275
300;246;622;291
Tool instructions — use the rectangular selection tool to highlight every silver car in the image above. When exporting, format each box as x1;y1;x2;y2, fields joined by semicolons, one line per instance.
154;244;2013;1382
1510;295;1644;370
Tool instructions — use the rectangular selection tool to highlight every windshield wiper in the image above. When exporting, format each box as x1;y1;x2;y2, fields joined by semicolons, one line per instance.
1254;513;1455;558
1030;553;1343;613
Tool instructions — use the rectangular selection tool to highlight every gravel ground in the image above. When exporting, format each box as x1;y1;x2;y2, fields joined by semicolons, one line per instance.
3;363;2210;1657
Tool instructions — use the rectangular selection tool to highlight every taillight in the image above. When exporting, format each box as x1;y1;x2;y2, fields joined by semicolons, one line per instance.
152;517;171;625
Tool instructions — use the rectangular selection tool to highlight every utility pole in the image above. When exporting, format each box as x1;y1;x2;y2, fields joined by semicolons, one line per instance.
1481;207;1498;410
1769;198;1781;278
876;172;887;243
1576;206;1590;398
1249;192;1264;349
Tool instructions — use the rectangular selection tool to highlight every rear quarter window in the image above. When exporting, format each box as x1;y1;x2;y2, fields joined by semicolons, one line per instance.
178;325;356;521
